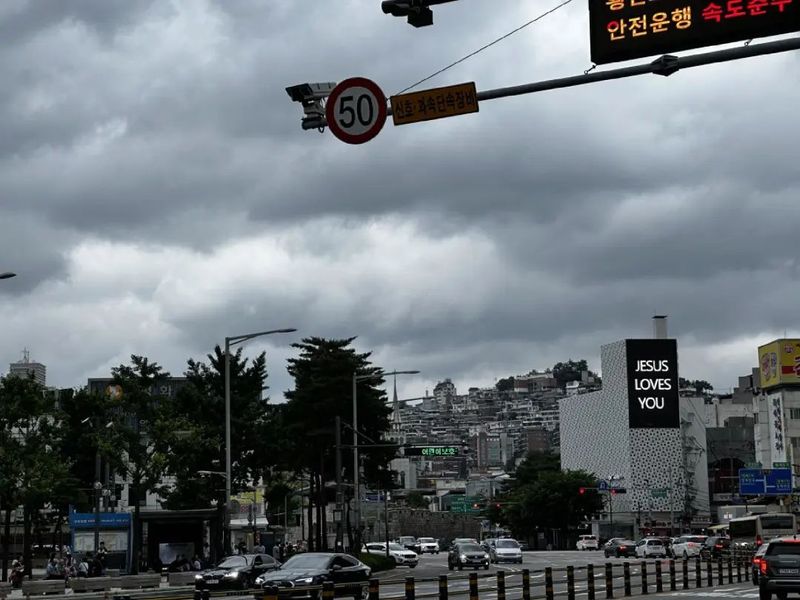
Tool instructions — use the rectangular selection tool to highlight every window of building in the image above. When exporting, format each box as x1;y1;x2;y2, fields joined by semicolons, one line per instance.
790;409;800;420
754;413;759;424
791;437;800;448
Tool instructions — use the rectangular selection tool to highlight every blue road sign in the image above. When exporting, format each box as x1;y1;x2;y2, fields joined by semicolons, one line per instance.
597;480;609;492
739;468;792;496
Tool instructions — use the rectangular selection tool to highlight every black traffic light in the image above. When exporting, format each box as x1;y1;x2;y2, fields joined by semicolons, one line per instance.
381;0;458;28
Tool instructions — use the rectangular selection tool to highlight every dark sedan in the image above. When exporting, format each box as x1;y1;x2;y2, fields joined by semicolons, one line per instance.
255;553;371;600
604;539;637;558
195;554;280;590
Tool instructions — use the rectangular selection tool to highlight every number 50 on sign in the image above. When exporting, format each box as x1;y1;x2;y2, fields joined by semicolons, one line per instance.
325;77;388;145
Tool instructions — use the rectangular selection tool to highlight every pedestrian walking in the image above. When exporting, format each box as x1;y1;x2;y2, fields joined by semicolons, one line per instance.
272;543;280;561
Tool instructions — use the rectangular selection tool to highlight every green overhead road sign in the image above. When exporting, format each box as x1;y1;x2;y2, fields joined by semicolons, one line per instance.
450;495;482;514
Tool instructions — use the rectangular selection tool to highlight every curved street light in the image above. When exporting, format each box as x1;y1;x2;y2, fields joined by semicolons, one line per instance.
224;327;297;553
0;272;16;280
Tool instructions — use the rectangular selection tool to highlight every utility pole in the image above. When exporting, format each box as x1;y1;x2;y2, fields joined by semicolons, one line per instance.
94;450;101;552
384;491;390;559
335;416;343;551
668;467;675;536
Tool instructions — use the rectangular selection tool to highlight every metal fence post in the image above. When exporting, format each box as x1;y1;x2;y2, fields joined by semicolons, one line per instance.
469;572;479;600
737;559;742;584
438;575;447;600
588;564;596;600
682;558;689;590
405;577;415;600
545;567;554;600
370;578;380;600
695;558;702;588
641;561;648;595
727;557;733;584
717;558;723;586
669;560;676;591
623;563;631;597
498;571;506;600
656;560;663;593
605;563;614;599
522;569;531;600
706;559;713;587
567;565;575;600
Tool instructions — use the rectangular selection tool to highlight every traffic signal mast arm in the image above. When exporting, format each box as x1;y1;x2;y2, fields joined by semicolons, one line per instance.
300;36;800;131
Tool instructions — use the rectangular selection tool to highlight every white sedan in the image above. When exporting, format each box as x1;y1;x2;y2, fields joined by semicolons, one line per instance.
635;539;667;558
576;535;599;551
415;537;440;554
363;542;419;567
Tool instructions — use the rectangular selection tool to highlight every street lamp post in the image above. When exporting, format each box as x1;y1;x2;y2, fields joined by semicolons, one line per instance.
352;369;419;555
223;328;296;553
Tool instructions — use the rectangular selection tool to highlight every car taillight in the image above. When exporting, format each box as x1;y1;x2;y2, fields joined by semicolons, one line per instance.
715;544;723;549
753;558;761;566
619;546;626;550
688;543;696;547
760;561;768;575
756;536;763;547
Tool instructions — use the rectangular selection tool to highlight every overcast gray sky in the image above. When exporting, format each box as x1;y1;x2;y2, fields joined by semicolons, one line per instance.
1;0;798;399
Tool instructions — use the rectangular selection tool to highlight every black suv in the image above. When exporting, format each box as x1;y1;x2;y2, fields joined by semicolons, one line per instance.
758;537;800;600
700;536;731;559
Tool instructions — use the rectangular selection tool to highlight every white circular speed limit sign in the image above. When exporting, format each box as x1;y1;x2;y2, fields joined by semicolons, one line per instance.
325;77;387;145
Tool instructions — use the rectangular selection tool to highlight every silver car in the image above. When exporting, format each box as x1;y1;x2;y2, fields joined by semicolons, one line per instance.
490;539;523;564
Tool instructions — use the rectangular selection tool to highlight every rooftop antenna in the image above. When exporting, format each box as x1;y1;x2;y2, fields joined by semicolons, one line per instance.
22;348;30;363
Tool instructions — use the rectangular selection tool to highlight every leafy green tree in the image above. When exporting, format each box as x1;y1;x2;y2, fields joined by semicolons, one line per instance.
492;452;599;548
552;360;589;388
159;346;275;559
284;337;394;552
679;378;713;395
495;377;515;392
405;491;429;509
109;356;175;573
0;376;73;578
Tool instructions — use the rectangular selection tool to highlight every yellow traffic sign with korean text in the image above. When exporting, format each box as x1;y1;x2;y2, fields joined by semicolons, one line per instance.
390;82;479;126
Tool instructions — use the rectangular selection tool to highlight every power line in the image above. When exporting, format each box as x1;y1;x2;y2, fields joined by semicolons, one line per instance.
396;0;575;95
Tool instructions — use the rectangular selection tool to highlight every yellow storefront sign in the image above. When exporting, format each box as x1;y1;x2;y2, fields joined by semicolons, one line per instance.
758;339;800;389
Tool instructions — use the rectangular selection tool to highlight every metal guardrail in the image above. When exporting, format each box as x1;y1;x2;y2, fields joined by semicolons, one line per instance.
6;555;755;600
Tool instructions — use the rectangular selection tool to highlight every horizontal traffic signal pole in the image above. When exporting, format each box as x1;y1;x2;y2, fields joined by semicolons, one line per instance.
388;36;800;113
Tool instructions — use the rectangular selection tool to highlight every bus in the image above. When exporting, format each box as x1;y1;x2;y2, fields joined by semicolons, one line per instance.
728;513;798;549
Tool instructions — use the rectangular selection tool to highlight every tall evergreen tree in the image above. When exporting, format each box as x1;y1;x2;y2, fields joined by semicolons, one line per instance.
284;337;394;552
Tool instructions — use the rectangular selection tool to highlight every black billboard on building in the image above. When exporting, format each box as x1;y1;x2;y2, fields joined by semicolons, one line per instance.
589;0;800;65
626;339;679;428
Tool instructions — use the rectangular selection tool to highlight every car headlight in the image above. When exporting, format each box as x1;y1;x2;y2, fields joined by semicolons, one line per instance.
460;554;468;561
195;574;203;580
255;577;264;586
484;554;489;560
294;577;314;584
223;572;240;579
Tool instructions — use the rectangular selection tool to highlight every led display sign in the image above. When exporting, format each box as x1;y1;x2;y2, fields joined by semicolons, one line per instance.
404;446;459;456
626;339;680;428
589;0;800;65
